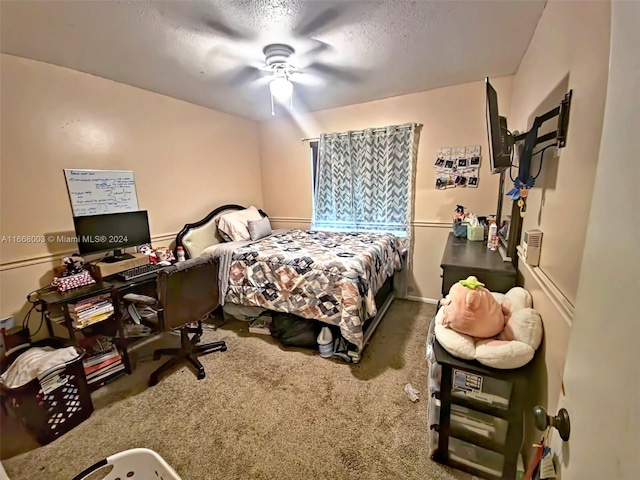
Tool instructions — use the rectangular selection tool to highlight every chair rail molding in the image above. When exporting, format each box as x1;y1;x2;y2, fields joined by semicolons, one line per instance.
0;232;178;271
268;217;450;229
517;245;574;327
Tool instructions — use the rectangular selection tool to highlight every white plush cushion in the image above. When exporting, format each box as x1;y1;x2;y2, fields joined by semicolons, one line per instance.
504;287;532;311
475;339;535;369
491;292;505;304
435;286;543;369
499;308;543;349
216;206;263;242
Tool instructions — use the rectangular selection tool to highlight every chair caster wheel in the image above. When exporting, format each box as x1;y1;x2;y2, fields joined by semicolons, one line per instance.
197;370;205;380
220;345;227;352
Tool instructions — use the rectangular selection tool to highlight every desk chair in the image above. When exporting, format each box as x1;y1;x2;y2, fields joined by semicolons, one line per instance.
149;256;226;387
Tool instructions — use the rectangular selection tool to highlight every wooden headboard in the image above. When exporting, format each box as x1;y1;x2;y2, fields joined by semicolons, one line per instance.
175;204;267;259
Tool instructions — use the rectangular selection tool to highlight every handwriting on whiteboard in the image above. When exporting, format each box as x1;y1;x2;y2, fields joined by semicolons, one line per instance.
64;170;139;216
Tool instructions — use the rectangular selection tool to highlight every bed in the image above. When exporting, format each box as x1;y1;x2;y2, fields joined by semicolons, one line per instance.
175;205;407;363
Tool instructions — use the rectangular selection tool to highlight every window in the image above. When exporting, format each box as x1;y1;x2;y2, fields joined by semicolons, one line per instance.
310;140;319;196
310;124;419;238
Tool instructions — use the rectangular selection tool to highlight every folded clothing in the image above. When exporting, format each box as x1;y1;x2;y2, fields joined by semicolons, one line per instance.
0;346;79;389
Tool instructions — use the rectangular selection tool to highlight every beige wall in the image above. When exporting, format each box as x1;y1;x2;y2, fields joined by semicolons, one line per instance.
506;0;611;460
0;54;263;321
509;0;610;306
259;77;513;299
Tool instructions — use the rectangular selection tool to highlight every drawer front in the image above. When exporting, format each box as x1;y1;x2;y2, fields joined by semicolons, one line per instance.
451;368;512;410
442;268;516;296
450;405;508;446
449;437;504;478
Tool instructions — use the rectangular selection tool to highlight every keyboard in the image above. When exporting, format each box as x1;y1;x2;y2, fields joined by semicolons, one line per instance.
117;263;164;281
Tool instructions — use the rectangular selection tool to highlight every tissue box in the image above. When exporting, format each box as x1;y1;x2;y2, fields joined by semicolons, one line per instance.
467;225;485;241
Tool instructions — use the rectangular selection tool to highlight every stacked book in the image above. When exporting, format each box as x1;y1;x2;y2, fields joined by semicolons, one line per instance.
80;336;125;386
69;294;115;329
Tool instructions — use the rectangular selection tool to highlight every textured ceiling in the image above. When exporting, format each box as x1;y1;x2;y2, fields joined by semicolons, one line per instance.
0;0;545;120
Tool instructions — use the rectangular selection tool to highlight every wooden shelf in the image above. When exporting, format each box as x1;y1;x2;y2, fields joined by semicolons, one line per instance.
36;273;163;392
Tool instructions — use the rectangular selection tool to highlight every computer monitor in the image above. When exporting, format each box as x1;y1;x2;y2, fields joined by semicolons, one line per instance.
485;77;513;173
73;211;151;262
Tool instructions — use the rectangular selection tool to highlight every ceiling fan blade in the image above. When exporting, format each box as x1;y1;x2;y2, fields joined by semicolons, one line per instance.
293;2;383;38
290;72;325;87
293;5;345;37
291;39;333;69
254;76;273;88
206;42;267;70
305;62;365;83
155;2;254;41
306;39;333;57
201;17;254;41
216;65;265;86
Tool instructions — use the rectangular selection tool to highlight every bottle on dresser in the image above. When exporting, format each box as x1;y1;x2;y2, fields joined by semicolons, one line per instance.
487;220;498;251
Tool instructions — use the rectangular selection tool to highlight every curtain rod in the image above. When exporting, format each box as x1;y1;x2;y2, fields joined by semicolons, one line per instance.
300;123;423;142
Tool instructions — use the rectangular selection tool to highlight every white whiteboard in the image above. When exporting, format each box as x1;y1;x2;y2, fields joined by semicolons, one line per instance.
64;169;139;217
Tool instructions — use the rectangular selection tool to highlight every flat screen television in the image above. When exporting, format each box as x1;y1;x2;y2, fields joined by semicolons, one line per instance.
485;77;513;173
73;210;151;262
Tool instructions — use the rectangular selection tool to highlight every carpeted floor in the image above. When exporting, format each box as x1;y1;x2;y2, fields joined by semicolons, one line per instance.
3;300;468;480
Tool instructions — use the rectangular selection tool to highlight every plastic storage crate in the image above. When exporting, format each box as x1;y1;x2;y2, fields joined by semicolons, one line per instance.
72;448;182;480
1;345;93;444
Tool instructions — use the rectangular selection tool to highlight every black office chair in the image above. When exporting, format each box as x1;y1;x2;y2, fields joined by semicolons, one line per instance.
149;256;226;386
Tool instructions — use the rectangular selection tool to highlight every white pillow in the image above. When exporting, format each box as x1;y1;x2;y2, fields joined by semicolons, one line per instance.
216;206;263;241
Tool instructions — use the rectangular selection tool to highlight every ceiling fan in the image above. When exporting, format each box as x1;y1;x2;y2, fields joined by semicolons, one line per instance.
259;43;299;116
157;2;368;115
231;42;366;116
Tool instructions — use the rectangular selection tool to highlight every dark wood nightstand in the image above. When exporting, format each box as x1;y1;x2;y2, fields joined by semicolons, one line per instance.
440;233;516;297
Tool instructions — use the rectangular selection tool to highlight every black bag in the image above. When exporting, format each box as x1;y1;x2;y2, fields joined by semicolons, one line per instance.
270;313;321;349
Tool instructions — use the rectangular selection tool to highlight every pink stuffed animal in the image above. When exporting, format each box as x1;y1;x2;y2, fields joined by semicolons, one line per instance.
441;276;510;338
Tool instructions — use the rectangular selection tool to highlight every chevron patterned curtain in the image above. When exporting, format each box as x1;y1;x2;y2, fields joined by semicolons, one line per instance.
312;123;419;239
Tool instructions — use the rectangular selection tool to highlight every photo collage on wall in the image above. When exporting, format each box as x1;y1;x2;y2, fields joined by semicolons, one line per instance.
434;145;481;190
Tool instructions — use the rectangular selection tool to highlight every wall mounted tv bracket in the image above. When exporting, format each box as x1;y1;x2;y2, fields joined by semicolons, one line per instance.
513;90;572;182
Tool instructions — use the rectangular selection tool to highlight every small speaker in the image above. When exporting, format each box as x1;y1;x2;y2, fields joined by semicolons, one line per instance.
523;230;543;266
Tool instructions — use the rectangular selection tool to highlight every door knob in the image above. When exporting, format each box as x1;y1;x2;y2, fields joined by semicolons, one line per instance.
533;405;571;441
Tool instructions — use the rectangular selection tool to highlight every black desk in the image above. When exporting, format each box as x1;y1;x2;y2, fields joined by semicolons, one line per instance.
440;233;516;296
37;273;161;380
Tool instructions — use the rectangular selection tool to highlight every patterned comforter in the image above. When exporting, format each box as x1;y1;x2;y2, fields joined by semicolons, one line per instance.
224;229;406;349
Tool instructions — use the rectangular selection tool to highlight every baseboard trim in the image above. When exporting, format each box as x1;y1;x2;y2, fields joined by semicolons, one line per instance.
406;295;440;305
0;232;178;271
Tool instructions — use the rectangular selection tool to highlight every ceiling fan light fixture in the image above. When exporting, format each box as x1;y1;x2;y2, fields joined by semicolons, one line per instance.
263;44;295;115
269;75;293;102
